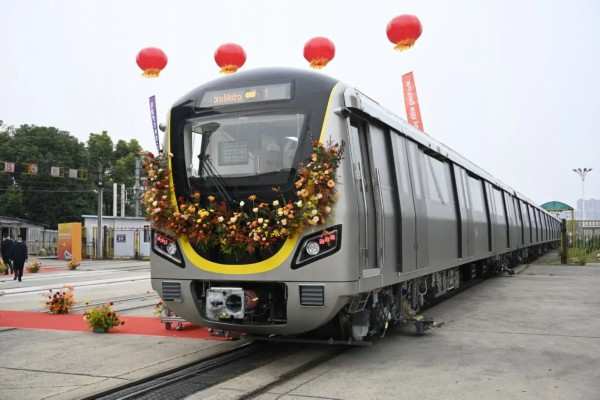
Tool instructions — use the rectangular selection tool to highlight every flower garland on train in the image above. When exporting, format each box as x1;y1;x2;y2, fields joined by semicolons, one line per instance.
142;140;344;258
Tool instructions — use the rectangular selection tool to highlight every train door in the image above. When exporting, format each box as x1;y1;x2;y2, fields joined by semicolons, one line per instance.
405;140;429;269
347;119;380;288
390;134;417;273
366;123;400;285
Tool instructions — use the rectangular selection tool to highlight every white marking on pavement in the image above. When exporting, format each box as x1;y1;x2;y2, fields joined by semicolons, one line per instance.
0;275;150;296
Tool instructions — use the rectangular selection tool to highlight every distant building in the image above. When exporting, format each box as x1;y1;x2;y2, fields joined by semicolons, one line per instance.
82;215;150;259
576;198;600;220
541;201;574;221
0;216;57;255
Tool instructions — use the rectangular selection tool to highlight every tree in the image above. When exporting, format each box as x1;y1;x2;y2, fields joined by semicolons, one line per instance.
88;131;113;170
0;122;146;227
0;185;26;217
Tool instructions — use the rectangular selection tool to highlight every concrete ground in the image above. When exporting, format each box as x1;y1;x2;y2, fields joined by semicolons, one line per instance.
0;259;156;316
0;259;244;400
195;263;600;400
0;328;243;400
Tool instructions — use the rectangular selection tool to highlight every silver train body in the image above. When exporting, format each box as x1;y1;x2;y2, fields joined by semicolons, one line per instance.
151;68;560;339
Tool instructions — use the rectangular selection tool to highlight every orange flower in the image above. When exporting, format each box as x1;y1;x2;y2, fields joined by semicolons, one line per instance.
248;194;257;201
327;180;335;188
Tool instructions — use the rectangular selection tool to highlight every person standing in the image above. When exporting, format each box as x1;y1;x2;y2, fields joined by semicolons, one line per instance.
12;236;28;282
1;236;15;276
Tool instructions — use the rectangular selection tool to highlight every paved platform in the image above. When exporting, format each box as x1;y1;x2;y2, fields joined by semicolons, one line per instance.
0;329;243;400
0;259;245;400
195;264;600;400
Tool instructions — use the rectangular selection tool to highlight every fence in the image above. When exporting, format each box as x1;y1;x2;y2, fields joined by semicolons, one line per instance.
565;220;600;264
84;226;151;260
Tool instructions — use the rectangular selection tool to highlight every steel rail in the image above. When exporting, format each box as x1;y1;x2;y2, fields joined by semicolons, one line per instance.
84;341;260;400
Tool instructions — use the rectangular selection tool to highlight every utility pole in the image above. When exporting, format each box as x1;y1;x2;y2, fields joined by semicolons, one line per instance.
121;183;126;217
113;183;117;217
134;157;141;217
573;168;592;220
96;165;104;259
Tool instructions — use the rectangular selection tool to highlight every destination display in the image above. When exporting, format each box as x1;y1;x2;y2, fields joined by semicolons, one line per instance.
198;83;291;107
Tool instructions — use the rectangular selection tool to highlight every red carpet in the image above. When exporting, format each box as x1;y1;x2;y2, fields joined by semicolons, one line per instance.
0;310;222;340
26;266;64;274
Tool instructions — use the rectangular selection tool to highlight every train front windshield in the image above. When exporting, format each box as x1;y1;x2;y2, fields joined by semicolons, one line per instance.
184;113;305;187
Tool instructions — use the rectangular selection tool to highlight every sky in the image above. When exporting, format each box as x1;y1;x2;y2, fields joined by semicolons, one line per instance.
2;0;599;209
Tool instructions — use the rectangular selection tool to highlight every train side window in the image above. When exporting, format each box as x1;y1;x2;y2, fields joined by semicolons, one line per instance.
468;176;486;214
394;137;411;195
423;153;451;205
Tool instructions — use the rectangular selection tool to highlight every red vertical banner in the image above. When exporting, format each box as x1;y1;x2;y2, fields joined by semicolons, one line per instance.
402;71;424;131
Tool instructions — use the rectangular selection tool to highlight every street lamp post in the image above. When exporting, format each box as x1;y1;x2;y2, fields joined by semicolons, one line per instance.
573;168;592;220
96;165;104;259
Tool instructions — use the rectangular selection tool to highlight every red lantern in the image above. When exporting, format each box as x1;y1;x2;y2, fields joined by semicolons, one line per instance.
386;15;422;51
214;43;246;74
136;47;168;78
303;37;335;69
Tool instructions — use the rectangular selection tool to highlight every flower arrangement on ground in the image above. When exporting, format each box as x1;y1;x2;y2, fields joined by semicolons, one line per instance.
84;302;125;333
143;140;344;260
45;286;75;314
26;259;42;273
154;300;166;317
67;260;80;270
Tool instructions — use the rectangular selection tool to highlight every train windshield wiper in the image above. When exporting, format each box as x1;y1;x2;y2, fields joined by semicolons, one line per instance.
194;122;234;205
199;154;234;205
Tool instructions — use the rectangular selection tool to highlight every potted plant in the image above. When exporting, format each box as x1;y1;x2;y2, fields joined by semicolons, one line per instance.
27;259;42;273
67;260;80;270
84;303;124;333
0;260;6;274
45;286;75;314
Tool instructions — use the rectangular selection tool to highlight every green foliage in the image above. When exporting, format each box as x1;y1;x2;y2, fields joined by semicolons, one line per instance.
87;131;114;169
0;185;25;217
84;303;124;331
0;122;145;228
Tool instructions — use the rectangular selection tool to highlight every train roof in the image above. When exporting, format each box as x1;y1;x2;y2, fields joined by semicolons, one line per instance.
169;67;554;218
173;67;338;109
341;86;553;216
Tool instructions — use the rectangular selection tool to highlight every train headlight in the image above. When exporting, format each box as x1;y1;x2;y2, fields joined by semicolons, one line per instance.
305;241;321;256
166;242;178;256
292;225;342;269
152;230;184;267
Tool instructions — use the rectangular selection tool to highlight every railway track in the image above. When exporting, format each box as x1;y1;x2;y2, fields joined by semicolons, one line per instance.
84;341;346;400
78;268;519;400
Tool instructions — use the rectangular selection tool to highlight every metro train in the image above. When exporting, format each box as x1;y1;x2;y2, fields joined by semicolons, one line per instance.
150;68;560;341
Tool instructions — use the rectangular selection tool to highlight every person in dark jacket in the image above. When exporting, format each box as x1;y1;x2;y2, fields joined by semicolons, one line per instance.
12;237;27;282
1;236;14;275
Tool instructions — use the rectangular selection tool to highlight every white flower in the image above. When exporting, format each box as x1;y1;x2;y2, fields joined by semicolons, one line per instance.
253;207;259;213
281;219;287;226
311;209;318;216
239;201;245;207
316;193;323;199
295;200;303;208
152;200;158;207
272;200;279;206
258;218;264;224
217;216;224;223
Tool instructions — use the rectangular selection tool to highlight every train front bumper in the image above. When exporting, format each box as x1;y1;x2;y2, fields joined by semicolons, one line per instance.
152;278;358;336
